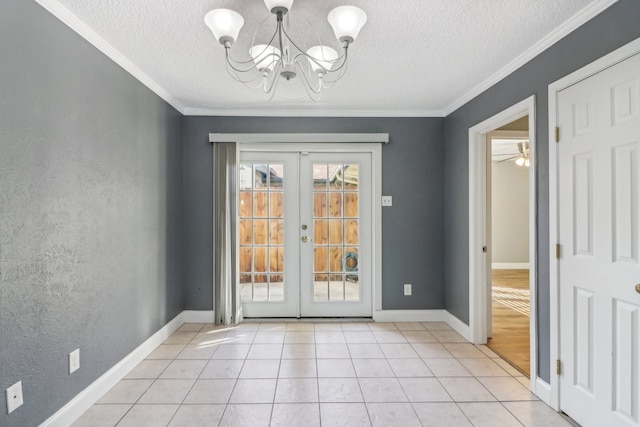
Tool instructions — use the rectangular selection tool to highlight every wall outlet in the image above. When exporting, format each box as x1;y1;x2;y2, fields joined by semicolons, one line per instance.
6;381;23;414
404;284;412;296
382;196;393;206
69;349;80;374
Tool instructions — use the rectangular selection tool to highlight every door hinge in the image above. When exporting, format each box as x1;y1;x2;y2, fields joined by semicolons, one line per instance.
555;127;560;143
557;359;562;375
556;243;561;259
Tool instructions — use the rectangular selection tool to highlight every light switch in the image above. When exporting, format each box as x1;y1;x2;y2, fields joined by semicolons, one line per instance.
382;196;393;206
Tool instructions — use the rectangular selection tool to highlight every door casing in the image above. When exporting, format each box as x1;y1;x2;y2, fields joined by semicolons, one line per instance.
468;96;538;397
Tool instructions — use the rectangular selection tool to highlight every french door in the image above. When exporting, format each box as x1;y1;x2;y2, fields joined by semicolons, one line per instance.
238;149;373;318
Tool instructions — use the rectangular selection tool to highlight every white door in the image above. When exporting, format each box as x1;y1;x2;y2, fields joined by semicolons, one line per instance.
558;52;640;426
238;150;373;318
300;152;372;317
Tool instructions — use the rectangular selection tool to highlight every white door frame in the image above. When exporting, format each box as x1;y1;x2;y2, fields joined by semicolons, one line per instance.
468;96;539;394
210;133;387;317
548;37;640;411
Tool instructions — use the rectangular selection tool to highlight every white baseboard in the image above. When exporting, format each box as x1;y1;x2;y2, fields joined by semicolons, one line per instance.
40;311;187;427
444;312;471;341
372;310;471;342
182;310;214;323
534;377;552;405
373;309;447;323
492;263;530;269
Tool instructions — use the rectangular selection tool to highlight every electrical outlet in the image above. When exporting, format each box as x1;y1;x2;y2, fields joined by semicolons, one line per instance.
381;196;393;206
6;381;23;414
69;349;80;374
404;284;412;296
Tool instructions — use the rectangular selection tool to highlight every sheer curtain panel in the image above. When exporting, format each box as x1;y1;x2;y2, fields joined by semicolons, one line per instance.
214;141;242;325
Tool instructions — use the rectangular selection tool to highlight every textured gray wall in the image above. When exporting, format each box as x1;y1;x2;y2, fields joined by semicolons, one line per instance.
0;1;183;426
444;0;640;382
183;116;445;311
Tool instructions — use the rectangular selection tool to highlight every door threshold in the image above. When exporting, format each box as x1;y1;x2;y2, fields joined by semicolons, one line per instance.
242;317;374;323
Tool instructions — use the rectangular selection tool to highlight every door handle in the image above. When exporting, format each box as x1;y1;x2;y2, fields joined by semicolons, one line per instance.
636;284;640;294
301;236;311;243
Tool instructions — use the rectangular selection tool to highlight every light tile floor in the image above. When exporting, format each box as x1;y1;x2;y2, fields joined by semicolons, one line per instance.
73;322;576;427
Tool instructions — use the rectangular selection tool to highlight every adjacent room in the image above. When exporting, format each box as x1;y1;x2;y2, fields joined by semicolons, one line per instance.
2;1;640;426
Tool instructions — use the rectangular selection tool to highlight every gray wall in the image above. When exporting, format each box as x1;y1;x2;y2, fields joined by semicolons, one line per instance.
491;161;529;264
183;117;445;311
444;0;640;382
0;1;183;426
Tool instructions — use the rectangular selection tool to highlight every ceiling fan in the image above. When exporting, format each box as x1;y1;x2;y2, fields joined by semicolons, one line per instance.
492;141;530;167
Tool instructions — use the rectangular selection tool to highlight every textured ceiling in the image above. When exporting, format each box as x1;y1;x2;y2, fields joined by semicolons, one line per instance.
41;0;605;116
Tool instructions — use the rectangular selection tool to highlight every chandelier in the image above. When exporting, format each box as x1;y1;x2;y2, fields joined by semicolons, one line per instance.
204;0;367;101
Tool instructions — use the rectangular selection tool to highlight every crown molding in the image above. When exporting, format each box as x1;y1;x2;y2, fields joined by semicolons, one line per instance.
443;0;618;116
183;107;446;118
34;0;186;114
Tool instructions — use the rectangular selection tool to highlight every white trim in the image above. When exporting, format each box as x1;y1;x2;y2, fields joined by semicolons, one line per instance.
186;108;445;118
33;0;185;115
445;312;472;342
547;36;640;412
492;263;530;269
534;378;553;406
371;310;470;342
373;309;447;323
468;95;538;394
444;0;618;115
40;312;186;427
210;133;389;144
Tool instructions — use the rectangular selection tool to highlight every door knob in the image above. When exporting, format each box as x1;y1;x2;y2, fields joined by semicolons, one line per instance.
302;236;309;242
636;284;640;294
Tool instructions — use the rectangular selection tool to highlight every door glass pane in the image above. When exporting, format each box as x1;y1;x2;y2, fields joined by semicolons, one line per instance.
312;163;360;301
239;163;285;302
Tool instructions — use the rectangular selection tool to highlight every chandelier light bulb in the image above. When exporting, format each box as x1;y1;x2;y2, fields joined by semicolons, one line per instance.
307;46;339;74
515;157;525;166
204;9;245;46
524;158;530;167
328;6;367;43
250;45;281;72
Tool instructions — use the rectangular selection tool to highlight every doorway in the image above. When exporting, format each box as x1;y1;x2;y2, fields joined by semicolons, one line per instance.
238;146;374;318
468;96;538;394
487;124;531;377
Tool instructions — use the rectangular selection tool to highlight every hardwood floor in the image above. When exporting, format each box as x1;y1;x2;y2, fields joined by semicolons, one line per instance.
487;269;530;377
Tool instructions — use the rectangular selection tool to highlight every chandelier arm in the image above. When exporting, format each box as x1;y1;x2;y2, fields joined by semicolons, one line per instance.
281;25;347;63
263;66;282;101
316;49;349;85
224;60;265;87
251;15;279;55
322;44;350;74
223;48;263;73
297;73;322;101
224;23;280;67
320;64;348;88
293;59;322;94
262;61;283;95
